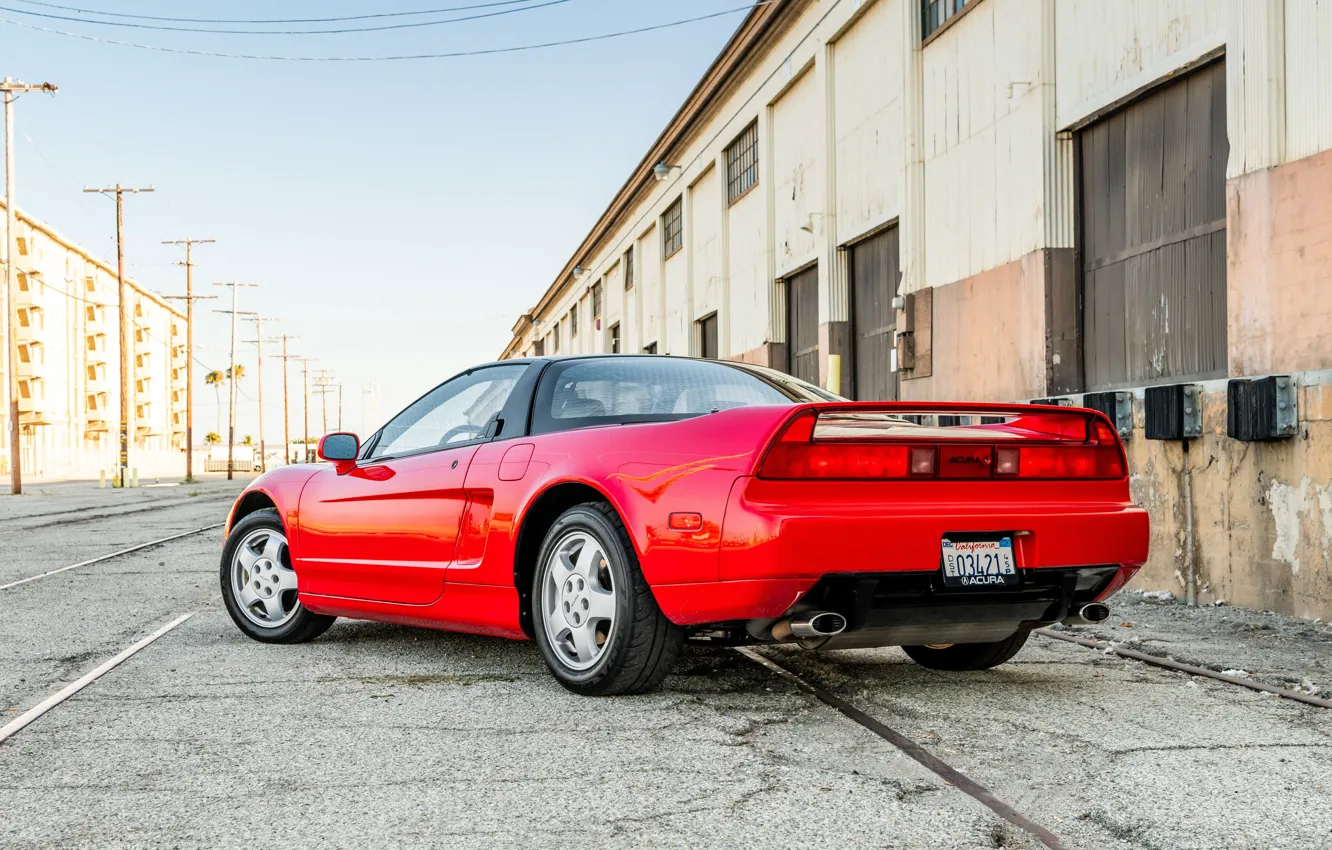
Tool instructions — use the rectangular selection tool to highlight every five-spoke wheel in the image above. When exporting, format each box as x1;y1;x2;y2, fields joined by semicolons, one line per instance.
540;530;618;671
220;507;336;644
532;503;683;696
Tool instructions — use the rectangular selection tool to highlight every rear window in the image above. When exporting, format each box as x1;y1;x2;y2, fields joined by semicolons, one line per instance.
532;357;789;434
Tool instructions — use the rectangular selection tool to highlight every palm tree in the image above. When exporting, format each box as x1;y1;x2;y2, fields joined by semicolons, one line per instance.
226;365;245;382
204;432;222;445
204;370;224;433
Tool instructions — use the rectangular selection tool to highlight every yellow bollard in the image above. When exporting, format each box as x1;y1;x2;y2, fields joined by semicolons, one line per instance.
827;354;842;396
131;468;139;488
99;469;106;489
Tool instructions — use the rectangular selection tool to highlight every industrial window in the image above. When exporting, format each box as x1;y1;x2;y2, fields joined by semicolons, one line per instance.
698;313;719;360
552;324;561;354
1079;61;1228;391
569;306;578;338
923;0;972;39
591;281;602;319
610;323;621;354
726;122;759;204
643;342;658;354
533;339;544;356
624;247;634;290
662;198;683;258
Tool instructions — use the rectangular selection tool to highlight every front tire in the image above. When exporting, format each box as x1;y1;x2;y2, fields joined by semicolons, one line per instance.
902;631;1030;671
220;508;335;644
532;503;684;696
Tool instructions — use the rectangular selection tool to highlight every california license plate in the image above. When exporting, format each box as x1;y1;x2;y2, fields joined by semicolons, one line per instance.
940;538;1018;587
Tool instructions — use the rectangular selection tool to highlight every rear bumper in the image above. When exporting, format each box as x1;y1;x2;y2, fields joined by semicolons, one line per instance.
651;476;1148;628
717;476;1149;580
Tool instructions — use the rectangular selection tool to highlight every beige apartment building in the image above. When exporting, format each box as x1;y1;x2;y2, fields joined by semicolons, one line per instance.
1;202;187;481
504;0;1332;620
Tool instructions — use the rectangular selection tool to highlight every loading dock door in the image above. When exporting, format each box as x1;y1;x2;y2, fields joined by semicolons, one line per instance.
849;227;900;400
786;265;820;386
1079;60;1228;390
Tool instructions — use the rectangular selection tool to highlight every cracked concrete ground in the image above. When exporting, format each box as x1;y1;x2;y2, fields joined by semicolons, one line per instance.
2;484;1330;848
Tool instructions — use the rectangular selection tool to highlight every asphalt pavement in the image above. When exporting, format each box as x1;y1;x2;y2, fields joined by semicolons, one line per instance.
1;482;1329;849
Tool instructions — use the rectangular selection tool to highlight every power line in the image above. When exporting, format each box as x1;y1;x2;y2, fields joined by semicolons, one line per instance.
0;4;769;61
9;0;543;25
0;0;572;36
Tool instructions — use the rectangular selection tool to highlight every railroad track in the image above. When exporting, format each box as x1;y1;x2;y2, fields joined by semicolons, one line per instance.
0;523;224;591
0;492;236;538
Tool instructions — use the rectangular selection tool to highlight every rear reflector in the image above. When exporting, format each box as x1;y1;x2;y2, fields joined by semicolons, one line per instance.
668;512;703;531
758;410;1129;481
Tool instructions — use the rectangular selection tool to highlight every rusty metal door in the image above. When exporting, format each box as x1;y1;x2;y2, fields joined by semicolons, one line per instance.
786;265;820;385
1079;60;1228;391
849;227;899;400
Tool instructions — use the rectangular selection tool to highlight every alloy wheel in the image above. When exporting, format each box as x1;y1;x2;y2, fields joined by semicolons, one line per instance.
540;530;617;671
231;528;300;628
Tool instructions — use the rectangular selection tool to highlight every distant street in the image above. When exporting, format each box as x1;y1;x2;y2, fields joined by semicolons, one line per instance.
2;484;1329;849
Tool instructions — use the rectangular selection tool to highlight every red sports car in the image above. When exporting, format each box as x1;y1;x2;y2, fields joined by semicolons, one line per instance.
220;355;1149;695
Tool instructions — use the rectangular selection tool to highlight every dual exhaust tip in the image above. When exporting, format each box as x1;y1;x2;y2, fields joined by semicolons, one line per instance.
771;611;848;641
771;603;1109;641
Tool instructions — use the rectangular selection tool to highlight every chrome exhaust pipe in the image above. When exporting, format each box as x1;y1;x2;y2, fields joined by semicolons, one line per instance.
1063;602;1112;625
789;612;848;638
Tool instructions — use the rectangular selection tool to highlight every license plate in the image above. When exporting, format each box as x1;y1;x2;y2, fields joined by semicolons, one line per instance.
940;538;1018;587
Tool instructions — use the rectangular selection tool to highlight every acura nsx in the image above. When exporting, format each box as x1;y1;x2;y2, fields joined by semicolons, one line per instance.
220;355;1149;695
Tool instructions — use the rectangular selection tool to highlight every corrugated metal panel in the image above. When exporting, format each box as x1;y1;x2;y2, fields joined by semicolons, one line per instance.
1285;0;1332;161
849;227;899;400
786;264;820;384
1081;61;1228;391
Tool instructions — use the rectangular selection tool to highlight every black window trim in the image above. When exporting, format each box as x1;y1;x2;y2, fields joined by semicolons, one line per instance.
357;361;538;465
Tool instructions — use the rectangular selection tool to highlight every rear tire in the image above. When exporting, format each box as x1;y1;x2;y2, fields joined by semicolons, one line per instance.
532;503;684;696
902;631;1029;671
220;508;336;644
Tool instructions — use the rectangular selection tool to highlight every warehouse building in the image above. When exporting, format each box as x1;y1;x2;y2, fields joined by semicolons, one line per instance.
1;202;187;481
504;0;1332;620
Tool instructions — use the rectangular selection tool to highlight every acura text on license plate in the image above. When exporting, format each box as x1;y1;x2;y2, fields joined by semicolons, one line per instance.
940;538;1018;587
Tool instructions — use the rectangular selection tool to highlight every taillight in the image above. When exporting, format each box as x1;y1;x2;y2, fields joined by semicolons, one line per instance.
759;411;1129;480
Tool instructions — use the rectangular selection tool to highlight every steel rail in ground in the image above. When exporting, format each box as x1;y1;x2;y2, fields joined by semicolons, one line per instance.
0;524;224;591
1035;628;1332;710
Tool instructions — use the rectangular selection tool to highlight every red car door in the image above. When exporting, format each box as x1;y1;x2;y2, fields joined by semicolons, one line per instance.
294;363;530;606
295;446;477;605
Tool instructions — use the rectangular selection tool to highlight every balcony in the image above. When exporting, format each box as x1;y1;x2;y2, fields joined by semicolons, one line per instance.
16;341;43;379
18;378;48;426
16;306;47;343
15;271;40;307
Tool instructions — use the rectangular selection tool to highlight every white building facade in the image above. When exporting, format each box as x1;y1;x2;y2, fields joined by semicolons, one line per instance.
1;203;187;481
508;0;1332;620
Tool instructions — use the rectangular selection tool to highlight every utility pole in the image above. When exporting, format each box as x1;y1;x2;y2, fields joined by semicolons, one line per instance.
313;370;334;437
301;357;314;462
162;238;215;482
337;382;343;431
273;334;298;464
3;77;57;495
212;282;256;480
243;316;275;473
85;182;154;488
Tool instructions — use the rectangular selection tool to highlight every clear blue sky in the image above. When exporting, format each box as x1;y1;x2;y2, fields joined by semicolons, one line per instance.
1;1;744;441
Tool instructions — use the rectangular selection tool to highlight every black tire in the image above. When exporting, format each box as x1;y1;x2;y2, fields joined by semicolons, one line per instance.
902;631;1030;671
532;503;684;696
220;507;336;644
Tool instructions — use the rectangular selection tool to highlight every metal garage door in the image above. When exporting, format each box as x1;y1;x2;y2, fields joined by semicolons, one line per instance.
849;227;899;400
786;265;820;386
1079;60;1228;390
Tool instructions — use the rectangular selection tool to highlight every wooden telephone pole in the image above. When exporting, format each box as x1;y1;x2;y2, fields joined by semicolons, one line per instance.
3;77;57;494
301;357;314;462
212;282;256;481
84;183;154;488
273;334;298;464
313;369;335;437
243;316;276;473
162;238;215;482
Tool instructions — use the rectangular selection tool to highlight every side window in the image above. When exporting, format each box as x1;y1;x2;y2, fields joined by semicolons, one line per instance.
368;365;526;460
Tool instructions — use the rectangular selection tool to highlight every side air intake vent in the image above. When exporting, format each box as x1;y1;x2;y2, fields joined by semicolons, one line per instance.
1144;384;1202;441
1227;376;1297;442
1082;391;1133;439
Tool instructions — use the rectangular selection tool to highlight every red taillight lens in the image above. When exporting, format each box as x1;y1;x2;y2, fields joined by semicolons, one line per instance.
759;411;1128;480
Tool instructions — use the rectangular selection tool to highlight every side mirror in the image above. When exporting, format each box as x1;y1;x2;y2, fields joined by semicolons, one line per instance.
317;432;360;473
